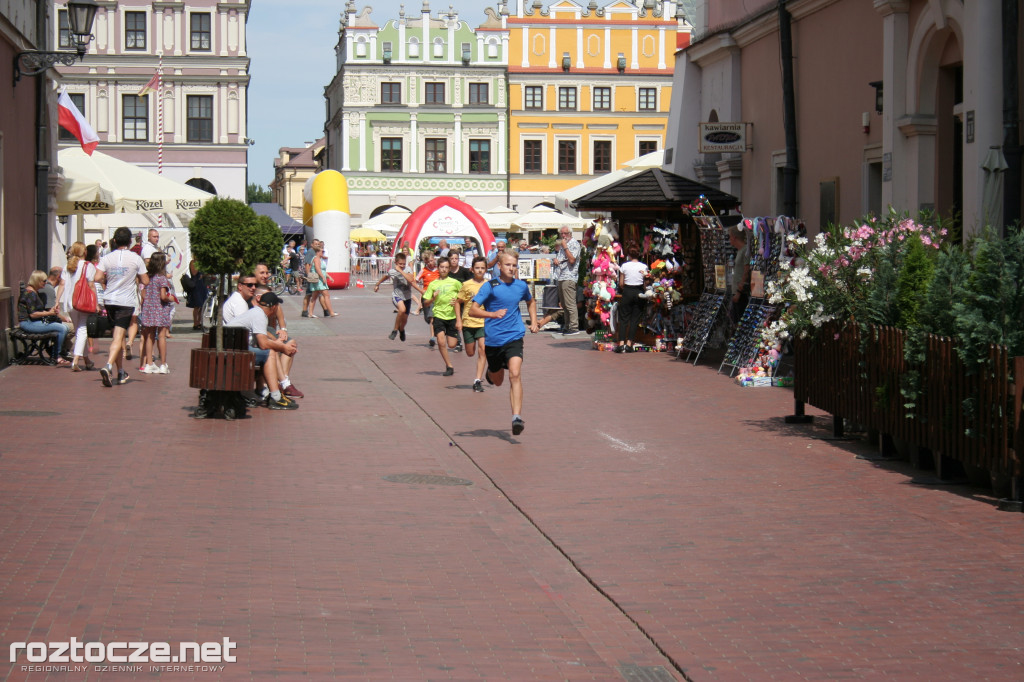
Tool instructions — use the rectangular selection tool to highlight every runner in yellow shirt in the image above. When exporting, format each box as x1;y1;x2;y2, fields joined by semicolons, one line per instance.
454;256;489;392
421;259;463;376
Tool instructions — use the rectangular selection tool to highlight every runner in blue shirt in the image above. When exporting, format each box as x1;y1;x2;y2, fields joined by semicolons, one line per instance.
471;251;538;435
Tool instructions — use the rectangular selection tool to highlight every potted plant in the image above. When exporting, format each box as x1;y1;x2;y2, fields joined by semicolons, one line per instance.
187;198;283;418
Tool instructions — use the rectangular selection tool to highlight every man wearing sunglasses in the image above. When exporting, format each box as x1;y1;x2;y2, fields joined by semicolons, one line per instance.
222;275;258;324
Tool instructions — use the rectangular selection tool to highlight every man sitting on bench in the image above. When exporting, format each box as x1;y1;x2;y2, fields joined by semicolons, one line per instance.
225;291;299;411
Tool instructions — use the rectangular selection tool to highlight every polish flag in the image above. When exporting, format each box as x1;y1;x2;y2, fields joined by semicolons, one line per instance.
138;72;159;98
57;88;99;155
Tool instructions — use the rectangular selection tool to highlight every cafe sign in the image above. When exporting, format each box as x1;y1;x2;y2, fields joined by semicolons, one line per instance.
699;122;747;153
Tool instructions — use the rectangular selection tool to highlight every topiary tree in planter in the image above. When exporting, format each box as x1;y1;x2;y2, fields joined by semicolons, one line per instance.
189;198;283;351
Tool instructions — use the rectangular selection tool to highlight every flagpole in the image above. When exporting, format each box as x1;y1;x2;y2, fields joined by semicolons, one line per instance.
157;52;164;229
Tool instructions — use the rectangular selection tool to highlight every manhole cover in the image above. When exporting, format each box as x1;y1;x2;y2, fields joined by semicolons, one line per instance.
0;410;61;417
383;474;472;486
618;663;676;682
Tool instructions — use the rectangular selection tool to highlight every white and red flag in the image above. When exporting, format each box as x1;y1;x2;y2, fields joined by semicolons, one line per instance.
138;72;159;98
57;88;99;155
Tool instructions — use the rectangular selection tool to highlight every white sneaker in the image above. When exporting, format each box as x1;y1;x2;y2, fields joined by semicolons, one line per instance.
157;364;169;374
141;363;157;374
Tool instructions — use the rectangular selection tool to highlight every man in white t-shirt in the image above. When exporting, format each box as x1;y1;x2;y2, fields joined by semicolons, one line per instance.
222;274;257;324
140;229;160;262
226;292;298;410
94;226;149;387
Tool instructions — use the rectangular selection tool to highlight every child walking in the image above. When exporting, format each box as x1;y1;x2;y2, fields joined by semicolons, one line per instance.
139;252;173;374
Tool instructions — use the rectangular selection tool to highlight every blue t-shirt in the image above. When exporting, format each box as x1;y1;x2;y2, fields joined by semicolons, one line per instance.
472;277;532;347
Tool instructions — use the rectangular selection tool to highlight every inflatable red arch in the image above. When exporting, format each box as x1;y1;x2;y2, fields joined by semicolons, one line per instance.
391;196;496;256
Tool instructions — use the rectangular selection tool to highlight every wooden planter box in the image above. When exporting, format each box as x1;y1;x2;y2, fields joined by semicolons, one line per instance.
189;347;254;392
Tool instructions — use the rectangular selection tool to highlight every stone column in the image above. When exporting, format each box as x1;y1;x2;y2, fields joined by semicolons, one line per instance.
874;0;909;211
409;113;419;172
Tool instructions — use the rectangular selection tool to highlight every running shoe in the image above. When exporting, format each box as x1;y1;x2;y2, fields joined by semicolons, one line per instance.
512;417;525;435
389;330;398;341
141;363;157;373
399;330;406;342
266;394;299;410
157;364;169;374
473;380;484;393
100;364;113;387
301;311;309;318
453;343;463;353
282;384;304;398
116;370;130;385
429;338;436;348
443;367;454;376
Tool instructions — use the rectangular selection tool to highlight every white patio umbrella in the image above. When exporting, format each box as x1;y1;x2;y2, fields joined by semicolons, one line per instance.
622;148;665;170
57;148;214;214
480;205;519;231
981;145;1009;230
56;172;115;215
511;205;591;232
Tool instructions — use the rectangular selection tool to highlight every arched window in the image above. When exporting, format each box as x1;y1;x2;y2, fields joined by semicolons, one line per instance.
355;36;368;57
487;37;499;59
186;178;217;195
408;36;420;58
433;37;444;58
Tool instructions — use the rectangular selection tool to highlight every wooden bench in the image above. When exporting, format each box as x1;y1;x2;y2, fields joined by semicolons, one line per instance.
8;328;59;366
190;326;255;420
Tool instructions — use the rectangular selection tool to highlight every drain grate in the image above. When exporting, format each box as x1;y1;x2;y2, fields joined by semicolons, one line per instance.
383;474;472;486
0;410;61;417
618;663;677;682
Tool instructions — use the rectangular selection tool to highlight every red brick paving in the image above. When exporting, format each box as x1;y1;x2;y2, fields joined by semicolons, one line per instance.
0;288;1021;681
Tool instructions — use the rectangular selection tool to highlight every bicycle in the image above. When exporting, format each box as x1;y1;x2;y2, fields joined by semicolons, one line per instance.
286;270;306;296
200;275;233;333
268;269;287;295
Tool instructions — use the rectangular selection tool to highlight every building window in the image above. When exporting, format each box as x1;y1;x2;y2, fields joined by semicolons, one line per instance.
58;10;71;48
58;93;85;141
425;82;445;104
381;137;403;171
593;86;611;111
190;13;212;51
558;87;577;111
558;140;577;174
638;140;658;156
382;41;393;62
524;86;543;110
487;38;499;58
123;95;149;141
125;11;146;50
469;83;488;105
469;140;491;173
408;37;420;57
433;38;444;58
381;82;401;104
186;95;213;142
425;138;446;173
523;140;543;174
639;87;657;111
593;140;611;173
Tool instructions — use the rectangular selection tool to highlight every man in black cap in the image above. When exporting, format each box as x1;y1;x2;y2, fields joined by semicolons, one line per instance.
225;290;299;410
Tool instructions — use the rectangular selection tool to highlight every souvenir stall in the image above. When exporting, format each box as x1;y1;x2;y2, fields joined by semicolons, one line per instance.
725;216;805;384
569;169;741;351
677;197;734;363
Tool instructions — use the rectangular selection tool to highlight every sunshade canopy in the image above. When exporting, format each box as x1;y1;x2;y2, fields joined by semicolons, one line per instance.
350;227;388;242
511;205;591;232
57;148;214;215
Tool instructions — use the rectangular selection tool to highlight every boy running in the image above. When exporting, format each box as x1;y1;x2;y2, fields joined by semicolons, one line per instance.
454;256;489;392
417;252;440;347
470;251;538;435
374;251;422;342
421;259;463;376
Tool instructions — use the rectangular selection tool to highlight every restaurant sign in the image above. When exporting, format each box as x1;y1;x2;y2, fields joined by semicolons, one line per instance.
698;123;747;153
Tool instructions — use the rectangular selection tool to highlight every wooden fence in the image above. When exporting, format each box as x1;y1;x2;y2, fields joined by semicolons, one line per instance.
793;324;1023;492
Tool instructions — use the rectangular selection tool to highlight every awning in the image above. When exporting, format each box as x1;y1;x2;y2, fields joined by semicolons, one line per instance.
251;202;304;236
573;168;740;212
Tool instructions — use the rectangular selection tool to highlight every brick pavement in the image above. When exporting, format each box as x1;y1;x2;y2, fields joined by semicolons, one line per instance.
0;287;1021;681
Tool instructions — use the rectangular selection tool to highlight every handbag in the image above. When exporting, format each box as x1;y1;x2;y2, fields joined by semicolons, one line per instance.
72;263;99;313
305;262;320;283
86;311;111;338
179;271;194;291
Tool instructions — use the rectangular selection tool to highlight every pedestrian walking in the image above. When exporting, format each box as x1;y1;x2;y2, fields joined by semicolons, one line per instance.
374;251;422;342
454;256;489;392
470;251;539;435
94;226;149;386
61;241;97;372
421;259;463;376
138;252;173;374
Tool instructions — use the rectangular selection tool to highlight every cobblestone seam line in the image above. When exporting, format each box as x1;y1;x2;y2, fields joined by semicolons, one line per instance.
365;353;694;682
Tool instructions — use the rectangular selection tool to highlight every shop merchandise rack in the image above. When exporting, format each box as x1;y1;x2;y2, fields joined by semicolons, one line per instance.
677;291;726;365
719;299;776;376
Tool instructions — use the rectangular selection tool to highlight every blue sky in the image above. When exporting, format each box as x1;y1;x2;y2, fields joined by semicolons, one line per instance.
246;0;482;188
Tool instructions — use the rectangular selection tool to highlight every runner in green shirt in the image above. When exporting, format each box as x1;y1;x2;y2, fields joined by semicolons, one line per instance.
421;259;464;376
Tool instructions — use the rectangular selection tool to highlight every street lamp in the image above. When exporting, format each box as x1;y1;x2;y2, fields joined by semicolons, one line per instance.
14;0;99;83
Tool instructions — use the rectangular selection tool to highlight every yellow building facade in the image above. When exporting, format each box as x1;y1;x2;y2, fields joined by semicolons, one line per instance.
507;0;685;210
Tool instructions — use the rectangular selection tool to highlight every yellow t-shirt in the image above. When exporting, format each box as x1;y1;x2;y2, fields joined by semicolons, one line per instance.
456;279;486;328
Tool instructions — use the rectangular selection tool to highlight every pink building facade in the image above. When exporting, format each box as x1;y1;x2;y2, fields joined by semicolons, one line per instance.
667;0;1023;237
55;0;250;199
